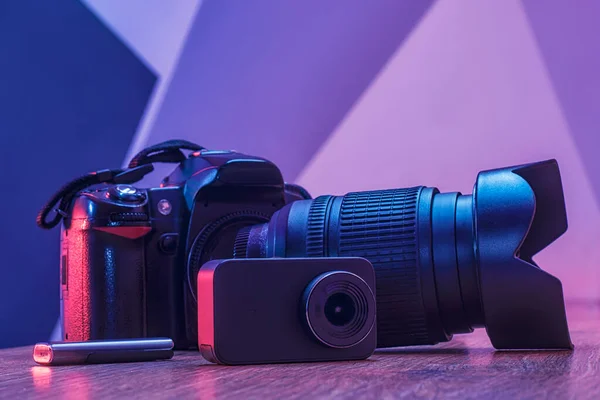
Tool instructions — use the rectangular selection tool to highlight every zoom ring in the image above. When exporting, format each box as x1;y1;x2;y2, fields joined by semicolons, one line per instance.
337;188;431;347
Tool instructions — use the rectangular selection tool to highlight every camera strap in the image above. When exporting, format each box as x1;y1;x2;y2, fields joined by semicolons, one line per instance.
36;165;155;229
37;139;205;230
127;139;204;168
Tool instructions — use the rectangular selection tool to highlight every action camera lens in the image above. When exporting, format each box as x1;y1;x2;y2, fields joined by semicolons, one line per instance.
302;271;376;349
324;293;356;326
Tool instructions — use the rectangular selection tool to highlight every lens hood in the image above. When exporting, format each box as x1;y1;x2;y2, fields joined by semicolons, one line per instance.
475;159;572;349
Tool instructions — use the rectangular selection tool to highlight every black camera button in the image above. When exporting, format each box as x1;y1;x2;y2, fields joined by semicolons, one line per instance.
159;234;178;254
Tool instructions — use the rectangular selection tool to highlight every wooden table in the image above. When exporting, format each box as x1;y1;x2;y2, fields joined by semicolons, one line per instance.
1;302;598;399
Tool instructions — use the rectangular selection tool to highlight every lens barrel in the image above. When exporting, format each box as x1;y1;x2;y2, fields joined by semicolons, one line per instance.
235;160;573;349
244;188;483;346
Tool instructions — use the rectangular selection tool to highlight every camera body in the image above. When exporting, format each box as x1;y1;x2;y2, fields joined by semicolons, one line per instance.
197;258;377;365
60;150;307;349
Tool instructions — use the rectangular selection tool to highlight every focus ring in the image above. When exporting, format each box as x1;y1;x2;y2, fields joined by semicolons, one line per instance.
336;187;431;347
306;195;333;257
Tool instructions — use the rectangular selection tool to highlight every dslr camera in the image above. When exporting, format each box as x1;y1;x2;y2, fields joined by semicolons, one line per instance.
39;139;573;358
40;141;309;349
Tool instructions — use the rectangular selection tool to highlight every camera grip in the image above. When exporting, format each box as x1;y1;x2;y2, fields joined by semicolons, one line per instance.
62;226;146;342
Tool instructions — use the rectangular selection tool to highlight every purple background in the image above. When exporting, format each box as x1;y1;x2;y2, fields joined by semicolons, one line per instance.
141;0;435;182
139;0;600;301
0;0;155;347
521;0;600;202
1;0;598;347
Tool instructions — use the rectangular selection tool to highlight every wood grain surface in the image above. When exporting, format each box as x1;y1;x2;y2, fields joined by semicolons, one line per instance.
1;301;598;399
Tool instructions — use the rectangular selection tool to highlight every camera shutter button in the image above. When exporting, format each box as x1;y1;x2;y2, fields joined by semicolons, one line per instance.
108;185;145;202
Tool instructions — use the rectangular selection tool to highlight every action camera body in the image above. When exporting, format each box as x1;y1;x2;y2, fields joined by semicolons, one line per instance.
197;257;377;365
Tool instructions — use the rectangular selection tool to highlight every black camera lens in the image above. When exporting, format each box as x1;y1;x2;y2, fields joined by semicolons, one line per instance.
236;160;573;350
302;271;376;349
324;293;356;326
